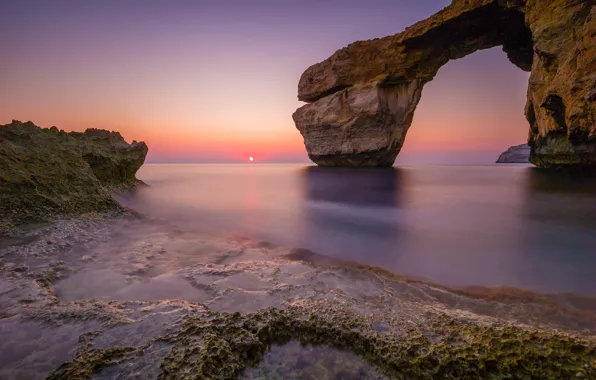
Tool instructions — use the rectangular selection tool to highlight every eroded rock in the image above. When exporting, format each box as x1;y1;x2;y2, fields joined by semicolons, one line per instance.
2;215;596;379
293;0;595;168
0;120;148;228
49;306;596;380
293;81;423;166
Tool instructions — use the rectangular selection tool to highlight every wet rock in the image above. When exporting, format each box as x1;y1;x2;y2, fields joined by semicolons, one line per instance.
91;341;172;380
3;216;596;379
496;144;531;163
240;341;389;379
0;277;53;318
0;317;102;380
0;120;147;227
293;0;596;168
49;306;596;380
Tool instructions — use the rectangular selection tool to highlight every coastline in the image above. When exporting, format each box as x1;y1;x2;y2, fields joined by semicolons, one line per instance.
1;212;595;378
3;0;596;376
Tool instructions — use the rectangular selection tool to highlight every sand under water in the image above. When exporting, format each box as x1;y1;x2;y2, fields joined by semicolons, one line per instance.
0;212;595;379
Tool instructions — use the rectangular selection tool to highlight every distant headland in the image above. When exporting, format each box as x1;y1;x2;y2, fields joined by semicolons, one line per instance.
496;144;530;163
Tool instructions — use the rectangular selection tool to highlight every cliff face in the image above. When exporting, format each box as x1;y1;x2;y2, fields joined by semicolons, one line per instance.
293;0;595;168
0;121;148;229
496;144;531;163
70;128;148;187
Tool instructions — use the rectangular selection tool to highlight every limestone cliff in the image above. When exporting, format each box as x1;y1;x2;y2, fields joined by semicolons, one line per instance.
0;120;148;229
293;0;595;168
496;144;531;163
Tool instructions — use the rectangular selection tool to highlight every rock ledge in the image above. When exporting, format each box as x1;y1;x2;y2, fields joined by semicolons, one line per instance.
0;120;148;229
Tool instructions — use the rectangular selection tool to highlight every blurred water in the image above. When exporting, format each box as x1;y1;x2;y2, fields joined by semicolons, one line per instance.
122;164;596;296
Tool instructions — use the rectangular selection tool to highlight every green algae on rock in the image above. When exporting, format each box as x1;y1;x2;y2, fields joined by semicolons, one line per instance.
48;306;596;379
0;120;147;228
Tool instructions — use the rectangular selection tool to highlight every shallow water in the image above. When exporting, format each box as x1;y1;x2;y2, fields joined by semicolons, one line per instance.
240;341;389;380
120;163;596;296
2;198;596;379
92;341;172;380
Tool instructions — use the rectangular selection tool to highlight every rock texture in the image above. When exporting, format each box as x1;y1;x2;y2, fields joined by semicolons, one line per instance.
496;144;531;163
1;216;594;379
0;120;148;228
293;0;596;168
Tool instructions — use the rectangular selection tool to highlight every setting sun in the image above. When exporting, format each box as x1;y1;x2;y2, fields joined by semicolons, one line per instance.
249;156;254;162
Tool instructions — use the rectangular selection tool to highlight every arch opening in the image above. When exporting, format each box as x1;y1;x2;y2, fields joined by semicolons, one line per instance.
293;1;596;168
397;47;530;164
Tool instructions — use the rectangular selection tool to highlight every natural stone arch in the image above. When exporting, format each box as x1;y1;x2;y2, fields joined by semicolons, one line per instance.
293;0;596;168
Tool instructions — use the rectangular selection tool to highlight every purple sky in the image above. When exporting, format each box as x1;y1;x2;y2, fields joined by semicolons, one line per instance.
0;0;530;164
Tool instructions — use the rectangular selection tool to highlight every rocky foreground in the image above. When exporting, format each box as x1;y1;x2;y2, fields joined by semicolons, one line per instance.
0;214;595;379
0;120;147;233
1;120;595;379
293;0;596;168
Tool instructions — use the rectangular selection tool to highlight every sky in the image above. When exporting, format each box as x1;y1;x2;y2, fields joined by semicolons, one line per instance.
0;0;530;164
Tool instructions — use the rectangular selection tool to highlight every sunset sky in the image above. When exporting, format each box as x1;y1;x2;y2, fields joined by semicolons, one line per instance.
0;0;530;164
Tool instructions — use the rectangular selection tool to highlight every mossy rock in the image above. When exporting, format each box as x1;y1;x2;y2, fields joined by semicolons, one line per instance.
0;120;148;227
48;307;596;379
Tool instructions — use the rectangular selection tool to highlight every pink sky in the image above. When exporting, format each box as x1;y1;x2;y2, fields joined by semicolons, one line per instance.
0;0;530;164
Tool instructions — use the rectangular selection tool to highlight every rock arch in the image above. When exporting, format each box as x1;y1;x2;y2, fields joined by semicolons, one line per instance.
293;0;595;168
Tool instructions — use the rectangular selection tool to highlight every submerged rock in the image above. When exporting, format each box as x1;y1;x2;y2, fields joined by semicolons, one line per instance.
496;144;531;163
293;0;596;168
0;120;147;228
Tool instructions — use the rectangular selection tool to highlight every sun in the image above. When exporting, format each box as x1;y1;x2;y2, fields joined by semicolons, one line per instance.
249;156;254;162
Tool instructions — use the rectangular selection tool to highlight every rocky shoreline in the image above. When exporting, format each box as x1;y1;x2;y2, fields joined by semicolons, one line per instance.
1;121;595;379
1;213;595;379
0;120;147;233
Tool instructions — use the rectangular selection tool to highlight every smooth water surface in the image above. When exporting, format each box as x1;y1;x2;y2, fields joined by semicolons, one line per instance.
124;164;596;296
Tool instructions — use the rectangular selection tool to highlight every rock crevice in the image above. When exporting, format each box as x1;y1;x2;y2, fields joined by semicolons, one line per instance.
293;0;595;168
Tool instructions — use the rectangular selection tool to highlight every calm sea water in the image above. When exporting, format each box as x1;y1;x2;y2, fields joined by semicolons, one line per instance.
124;164;596;296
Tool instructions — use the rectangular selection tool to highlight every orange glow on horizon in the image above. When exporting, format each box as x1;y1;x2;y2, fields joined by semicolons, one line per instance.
1;2;532;165
1;39;530;164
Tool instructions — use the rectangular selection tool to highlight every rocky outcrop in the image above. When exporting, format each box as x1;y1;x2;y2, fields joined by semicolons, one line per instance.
293;0;596;168
496;144;531;163
0;120;148;228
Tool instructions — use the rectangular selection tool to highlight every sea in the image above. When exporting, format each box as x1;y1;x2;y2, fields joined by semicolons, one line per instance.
120;163;596;296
